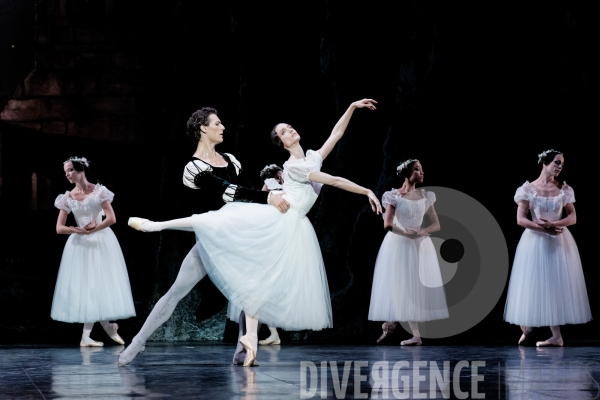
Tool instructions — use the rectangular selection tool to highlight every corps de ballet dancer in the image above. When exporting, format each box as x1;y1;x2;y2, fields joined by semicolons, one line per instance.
121;98;382;367
504;149;592;346
52;156;135;346
368;159;449;345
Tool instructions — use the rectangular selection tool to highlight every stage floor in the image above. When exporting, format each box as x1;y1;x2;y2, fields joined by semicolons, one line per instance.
1;342;599;399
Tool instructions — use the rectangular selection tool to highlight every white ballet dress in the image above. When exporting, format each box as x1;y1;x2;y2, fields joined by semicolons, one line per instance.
504;181;592;327
51;185;136;323
368;189;449;322
191;150;332;331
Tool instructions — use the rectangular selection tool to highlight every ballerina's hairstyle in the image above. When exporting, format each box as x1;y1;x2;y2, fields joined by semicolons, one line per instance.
396;158;419;181
260;164;283;182
270;124;283;147
64;156;90;174
186;107;218;144
538;149;563;165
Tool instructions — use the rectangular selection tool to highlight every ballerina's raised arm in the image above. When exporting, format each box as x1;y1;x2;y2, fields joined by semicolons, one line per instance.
317;98;377;161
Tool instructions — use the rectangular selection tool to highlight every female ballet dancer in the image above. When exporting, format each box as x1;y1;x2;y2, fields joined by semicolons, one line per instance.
368;159;449;346
226;163;287;346
53;156;136;346
120;98;381;367
504;149;592;346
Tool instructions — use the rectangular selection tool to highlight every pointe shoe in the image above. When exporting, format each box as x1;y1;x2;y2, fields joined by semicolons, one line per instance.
518;327;532;345
536;338;564;347
128;217;149;232
80;337;104;347
106;323;125;345
117;339;146;367
376;322;396;344
400;337;422;346
239;335;259;367
259;338;281;345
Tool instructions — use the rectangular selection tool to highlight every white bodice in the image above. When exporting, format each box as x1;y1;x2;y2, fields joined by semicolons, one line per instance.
382;189;436;231
281;150;323;217
55;184;114;227
514;181;575;223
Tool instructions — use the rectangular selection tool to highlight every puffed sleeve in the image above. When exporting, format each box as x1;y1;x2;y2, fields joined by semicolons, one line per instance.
97;185;114;204
426;191;436;209
54;192;71;213
562;182;575;205
382;190;398;209
286;150;323;183
514;182;531;204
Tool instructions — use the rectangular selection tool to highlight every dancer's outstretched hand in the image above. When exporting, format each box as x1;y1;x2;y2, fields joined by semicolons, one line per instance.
352;99;378;111
367;190;383;214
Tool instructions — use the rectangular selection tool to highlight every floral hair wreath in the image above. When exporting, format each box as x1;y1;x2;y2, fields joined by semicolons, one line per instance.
396;159;419;176
64;156;90;168
537;149;562;164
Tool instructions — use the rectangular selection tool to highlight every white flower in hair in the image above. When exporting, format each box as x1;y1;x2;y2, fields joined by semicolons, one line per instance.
260;164;281;175
537;149;561;164
396;159;419;175
65;156;90;167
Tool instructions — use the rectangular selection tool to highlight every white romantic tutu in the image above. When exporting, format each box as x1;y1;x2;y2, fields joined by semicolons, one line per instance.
368;233;449;321
504;181;592;327
503;228;592;326
51;185;136;323
192;150;332;331
368;189;448;322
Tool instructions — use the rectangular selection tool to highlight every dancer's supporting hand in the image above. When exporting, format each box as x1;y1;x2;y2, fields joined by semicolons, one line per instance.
268;191;290;213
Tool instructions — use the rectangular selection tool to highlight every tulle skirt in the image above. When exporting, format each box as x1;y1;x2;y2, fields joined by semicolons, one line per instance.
504;228;592;326
51;228;136;323
191;202;332;331
368;232;449;322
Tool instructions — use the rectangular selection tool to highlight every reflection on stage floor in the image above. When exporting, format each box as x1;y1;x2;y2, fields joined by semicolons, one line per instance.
1;342;599;399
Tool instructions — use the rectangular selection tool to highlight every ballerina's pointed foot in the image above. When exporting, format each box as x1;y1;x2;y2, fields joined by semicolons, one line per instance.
239;335;259;367
106;323;125;345
400;337;422;346
536;338;564;347
80;338;104;347
128;217;150;232
518;327;532;345
376;322;396;344
118;339;146;367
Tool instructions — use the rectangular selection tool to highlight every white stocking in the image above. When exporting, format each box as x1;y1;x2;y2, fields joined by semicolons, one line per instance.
82;323;94;340
132;243;207;344
141;217;195;232
408;321;420;338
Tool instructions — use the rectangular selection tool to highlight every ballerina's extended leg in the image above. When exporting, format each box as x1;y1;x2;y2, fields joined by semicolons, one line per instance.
128;217;195;232
118;245;207;366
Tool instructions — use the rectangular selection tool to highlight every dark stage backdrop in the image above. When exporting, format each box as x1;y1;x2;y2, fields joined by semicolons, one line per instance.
0;1;598;345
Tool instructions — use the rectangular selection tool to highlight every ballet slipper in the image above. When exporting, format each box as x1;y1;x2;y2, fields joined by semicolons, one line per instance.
128;217;149;232
239;335;259;367
518;327;532;345
376;322;396;344
105;323;125;345
80;337;104;347
118;339;146;366
536;338;564;347
259;338;281;345
400;337;422;346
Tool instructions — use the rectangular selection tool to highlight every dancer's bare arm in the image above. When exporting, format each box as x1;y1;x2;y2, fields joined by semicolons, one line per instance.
538;203;576;229
317;99;377;161
516;201;564;235
308;171;382;214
